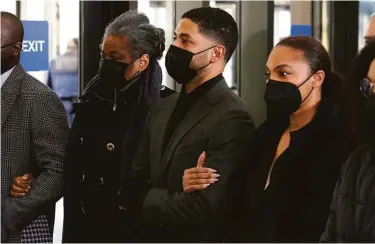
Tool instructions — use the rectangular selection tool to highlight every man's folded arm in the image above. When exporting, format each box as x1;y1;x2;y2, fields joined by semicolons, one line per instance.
4;92;69;232
141;109;254;226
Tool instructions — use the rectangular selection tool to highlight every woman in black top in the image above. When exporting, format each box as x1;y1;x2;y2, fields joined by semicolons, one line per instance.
61;11;168;243
182;36;356;242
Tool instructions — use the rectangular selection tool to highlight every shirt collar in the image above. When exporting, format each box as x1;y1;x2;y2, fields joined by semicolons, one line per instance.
1;66;16;88
181;74;223;99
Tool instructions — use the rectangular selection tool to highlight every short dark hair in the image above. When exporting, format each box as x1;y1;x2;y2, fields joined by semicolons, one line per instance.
1;11;24;42
103;10;165;60
277;36;343;101
182;7;238;63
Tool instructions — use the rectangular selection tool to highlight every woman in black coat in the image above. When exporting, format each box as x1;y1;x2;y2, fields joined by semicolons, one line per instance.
61;11;168;243
320;40;375;242
182;36;356;242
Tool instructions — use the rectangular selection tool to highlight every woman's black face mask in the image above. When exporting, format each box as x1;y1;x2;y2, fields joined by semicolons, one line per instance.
264;74;314;120
98;58;140;90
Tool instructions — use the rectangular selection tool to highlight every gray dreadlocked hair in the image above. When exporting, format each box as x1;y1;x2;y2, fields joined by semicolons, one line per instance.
102;10;165;60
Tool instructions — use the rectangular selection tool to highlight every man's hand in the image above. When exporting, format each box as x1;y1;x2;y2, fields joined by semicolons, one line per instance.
10;174;34;198
182;152;220;193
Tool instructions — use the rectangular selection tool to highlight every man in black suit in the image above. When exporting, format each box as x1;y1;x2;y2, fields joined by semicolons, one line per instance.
122;7;254;242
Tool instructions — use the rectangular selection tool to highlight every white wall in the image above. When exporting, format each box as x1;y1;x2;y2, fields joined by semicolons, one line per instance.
0;0;17;14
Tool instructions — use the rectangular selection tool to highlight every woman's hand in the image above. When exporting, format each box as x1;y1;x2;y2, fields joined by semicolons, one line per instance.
10;174;34;197
182;152;220;193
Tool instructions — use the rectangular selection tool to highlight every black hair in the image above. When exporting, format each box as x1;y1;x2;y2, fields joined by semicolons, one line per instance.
182;7;238;63
1;11;24;42
277;36;343;102
103;10;165;60
344;41;375;142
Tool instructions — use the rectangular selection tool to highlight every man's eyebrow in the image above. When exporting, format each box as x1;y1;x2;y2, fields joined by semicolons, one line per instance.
174;31;193;39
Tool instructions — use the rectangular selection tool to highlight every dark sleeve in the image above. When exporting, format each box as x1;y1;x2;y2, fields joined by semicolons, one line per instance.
320;146;362;242
319;178;341;242
4;90;69;232
62;115;81;243
120;108;153;213
1;198;8;243
302;174;341;242
140;109;254;227
301;145;348;241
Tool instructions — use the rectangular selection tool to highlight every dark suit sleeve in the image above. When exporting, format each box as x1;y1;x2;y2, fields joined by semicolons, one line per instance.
4;90;69;232
140;109;254;227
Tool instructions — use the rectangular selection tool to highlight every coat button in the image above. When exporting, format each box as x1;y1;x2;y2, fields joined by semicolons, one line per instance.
100;177;104;186
81;174;85;183
79;137;84;144
106;143;115;152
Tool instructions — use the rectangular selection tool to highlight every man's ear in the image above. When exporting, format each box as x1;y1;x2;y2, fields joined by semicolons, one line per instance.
13;42;22;56
211;45;226;63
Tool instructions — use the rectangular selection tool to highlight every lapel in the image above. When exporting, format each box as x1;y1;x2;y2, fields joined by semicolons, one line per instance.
1;64;25;128
154;96;179;169
265;104;335;189
157;79;229;178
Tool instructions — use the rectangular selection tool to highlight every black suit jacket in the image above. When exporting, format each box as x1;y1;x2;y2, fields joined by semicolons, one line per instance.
128;78;255;242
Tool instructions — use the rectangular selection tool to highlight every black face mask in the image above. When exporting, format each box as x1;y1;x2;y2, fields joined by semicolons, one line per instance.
98;58;140;90
165;45;214;84
264;75;314;119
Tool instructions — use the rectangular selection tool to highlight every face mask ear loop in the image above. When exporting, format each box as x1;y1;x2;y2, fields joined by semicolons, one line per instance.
298;72;315;88
193;45;217;56
298;72;316;104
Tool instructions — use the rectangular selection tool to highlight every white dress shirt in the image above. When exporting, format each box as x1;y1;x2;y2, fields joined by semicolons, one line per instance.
1;66;16;88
